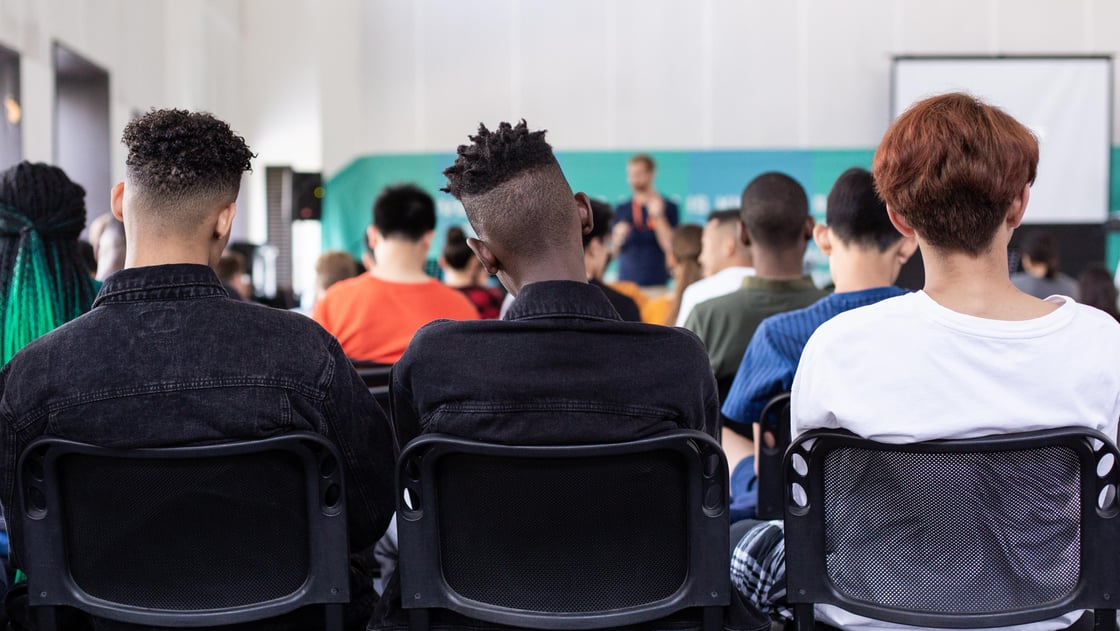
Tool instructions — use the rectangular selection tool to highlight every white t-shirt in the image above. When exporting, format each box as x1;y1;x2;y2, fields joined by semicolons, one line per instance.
792;291;1120;631
674;266;755;327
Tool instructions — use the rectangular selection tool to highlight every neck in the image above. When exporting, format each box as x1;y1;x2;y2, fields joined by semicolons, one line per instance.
509;252;588;296
370;240;431;283
922;242;1055;319
829;248;898;293
125;237;215;269
750;246;805;280
442;267;476;288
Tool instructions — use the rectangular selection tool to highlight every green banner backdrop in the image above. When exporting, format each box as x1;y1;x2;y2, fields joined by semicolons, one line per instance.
323;148;1120;274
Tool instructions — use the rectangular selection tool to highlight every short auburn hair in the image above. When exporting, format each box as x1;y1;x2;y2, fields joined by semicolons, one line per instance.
872;92;1038;256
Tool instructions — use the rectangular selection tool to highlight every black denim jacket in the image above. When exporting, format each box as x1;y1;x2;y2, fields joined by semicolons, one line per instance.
391;279;720;450
0;264;397;569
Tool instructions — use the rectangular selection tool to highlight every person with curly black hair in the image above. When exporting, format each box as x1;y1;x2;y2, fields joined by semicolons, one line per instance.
374;121;745;631
0;109;397;630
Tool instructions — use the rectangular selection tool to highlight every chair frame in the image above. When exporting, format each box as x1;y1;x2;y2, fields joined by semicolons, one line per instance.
18;432;351;630
754;392;791;520
397;430;730;631
784;427;1120;631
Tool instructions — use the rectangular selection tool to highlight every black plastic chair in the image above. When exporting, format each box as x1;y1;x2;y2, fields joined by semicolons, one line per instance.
754;392;791;520
396;430;730;631
17;432;351;630
783;427;1120;631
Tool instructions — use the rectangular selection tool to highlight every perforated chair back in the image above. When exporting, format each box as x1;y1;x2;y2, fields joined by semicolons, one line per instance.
783;428;1120;631
755;392;791;520
18;432;351;629
397;430;730;631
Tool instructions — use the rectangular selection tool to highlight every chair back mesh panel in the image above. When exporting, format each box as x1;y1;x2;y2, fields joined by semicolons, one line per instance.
821;446;1081;614
434;449;688;613
58;450;310;610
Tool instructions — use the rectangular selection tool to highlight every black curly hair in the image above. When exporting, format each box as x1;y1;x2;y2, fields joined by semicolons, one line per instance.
122;109;254;222
442;120;557;199
441;121;581;261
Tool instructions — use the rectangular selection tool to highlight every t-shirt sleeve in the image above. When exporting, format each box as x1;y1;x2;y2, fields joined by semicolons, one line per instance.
790;329;840;439
722;319;797;427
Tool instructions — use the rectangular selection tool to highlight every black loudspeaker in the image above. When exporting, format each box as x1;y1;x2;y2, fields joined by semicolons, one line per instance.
292;172;323;221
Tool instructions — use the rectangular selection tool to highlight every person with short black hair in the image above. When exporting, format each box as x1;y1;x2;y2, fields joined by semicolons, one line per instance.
377;120;733;630
0;109;397;630
610;153;678;287
439;225;504;319
313;183;478;363
583;199;641;321
1012;230;1078;299
720;167;916;518
683;172;826;459
675;208;755;326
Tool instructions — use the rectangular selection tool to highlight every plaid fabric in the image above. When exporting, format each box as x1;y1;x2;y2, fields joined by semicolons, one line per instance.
730;520;791;620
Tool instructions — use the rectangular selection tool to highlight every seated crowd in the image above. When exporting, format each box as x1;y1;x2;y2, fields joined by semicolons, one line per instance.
0;92;1117;631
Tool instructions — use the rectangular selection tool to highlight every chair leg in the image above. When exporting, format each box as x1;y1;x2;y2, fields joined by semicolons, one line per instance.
702;605;723;631
324;603;344;631
408;608;430;631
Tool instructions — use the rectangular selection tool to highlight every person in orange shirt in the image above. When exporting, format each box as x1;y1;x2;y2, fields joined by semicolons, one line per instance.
313;184;478;363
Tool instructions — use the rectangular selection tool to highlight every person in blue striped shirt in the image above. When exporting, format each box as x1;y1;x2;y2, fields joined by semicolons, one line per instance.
722;167;916;520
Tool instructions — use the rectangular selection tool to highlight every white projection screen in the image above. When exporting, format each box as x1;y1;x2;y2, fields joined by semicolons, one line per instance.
892;57;1112;224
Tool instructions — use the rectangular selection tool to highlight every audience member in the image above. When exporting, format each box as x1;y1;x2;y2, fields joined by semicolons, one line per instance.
216;249;251;300
731;92;1120;631
314;249;359;301
641;223;703;325
377;119;727;629
87;212;112;261
313;184;478;364
439;225;504;319
0;161;97;366
95;216;126;280
585;199;641;321
682;173;826;428
611;154;678;287
721;167;915;517
1078;264;1119;322
0;110;397;629
675;209;754;326
1011;230;1078;299
78;240;96;278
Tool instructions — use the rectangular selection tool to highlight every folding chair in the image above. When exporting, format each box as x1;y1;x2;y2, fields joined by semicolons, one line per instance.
397;430;731;631
17;432;351;630
783;427;1120;631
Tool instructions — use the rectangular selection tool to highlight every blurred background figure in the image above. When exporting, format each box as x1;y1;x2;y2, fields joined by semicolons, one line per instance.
1078;264;1119;322
586;200;641;321
217;250;253;301
439;226;503;319
611;154;678;288
642;224;703;325
314;250;358;303
0;161;97;365
94;215;125;281
1012;230;1078;299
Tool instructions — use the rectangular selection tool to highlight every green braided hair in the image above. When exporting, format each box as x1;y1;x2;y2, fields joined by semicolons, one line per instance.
0;162;97;365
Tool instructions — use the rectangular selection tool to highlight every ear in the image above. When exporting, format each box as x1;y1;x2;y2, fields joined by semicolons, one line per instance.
366;225;379;250
111;182;125;221
738;221;752;247
214;202;236;241
895;235;918;264
886;207;917;239
1006;184;1030;229
812;224;832;255
467;237;501;275
575;192;593;237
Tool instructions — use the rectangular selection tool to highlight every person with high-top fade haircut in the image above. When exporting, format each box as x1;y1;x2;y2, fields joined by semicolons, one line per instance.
730;92;1120;631
372;121;766;631
0;109;396;630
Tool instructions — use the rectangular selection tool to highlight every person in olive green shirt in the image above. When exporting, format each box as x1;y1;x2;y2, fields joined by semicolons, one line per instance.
683;172;826;467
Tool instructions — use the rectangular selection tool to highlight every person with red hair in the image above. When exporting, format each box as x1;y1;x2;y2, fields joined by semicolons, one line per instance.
729;92;1120;631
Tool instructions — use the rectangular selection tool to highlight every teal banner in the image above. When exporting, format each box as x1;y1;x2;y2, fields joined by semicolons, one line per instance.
323;147;1120;273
